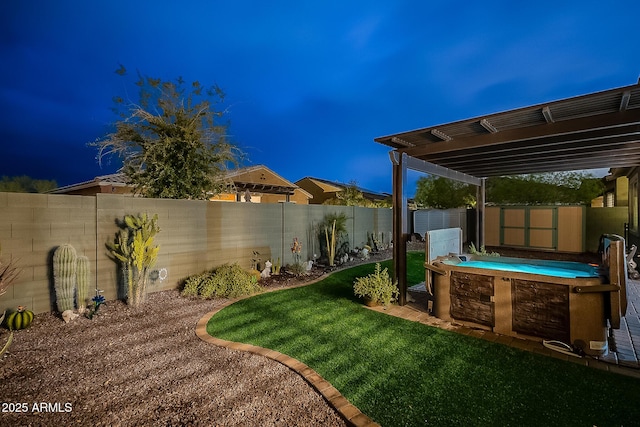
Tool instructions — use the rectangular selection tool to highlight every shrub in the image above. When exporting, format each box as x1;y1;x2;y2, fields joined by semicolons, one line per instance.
353;263;399;307
181;263;262;299
181;273;208;298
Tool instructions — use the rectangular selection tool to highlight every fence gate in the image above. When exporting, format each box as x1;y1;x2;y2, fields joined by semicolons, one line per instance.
501;207;558;250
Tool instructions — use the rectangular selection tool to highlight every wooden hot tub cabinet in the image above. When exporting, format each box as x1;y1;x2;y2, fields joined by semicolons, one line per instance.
431;257;608;355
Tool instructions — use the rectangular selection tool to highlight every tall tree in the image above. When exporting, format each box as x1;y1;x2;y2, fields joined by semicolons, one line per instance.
93;67;241;199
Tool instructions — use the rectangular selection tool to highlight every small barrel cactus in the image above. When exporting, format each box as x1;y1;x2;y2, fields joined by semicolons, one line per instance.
53;244;77;312
76;256;90;313
5;306;34;330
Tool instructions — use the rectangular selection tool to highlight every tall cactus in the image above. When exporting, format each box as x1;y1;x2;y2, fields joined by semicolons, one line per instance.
53;244;77;312
107;213;160;307
76;256;90;313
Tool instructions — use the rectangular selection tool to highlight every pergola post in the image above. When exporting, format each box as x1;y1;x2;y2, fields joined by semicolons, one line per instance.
475;178;486;248
390;151;408;305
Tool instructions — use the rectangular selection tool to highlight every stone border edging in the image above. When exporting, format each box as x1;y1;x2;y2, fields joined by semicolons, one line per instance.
195;272;380;427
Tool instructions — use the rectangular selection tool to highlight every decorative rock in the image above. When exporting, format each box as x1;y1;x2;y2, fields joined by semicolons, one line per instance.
62;310;79;323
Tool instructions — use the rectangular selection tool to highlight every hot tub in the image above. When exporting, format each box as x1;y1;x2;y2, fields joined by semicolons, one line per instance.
429;254;611;356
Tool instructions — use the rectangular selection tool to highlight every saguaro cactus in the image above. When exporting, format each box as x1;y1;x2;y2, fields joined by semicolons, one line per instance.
76;256;90;313
53;244;77;312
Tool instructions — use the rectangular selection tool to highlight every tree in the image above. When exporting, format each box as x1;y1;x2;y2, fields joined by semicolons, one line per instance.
414;171;605;207
93;67;241;199
486;172;604;205
323;181;368;206
323;181;393;208
0;176;57;193
414;176;475;209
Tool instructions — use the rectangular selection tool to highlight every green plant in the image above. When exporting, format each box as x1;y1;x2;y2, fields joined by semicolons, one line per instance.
107;213;160;307
181;263;262;299
468;242;500;257
287;262;306;277
181;273;206;298
5;306;34;330
318;212;350;266
272;257;281;275
353;262;399;307
53;244;77;312
76;256;90;313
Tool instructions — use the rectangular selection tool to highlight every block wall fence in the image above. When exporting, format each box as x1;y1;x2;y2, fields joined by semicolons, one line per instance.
0;192;393;314
0;191;626;315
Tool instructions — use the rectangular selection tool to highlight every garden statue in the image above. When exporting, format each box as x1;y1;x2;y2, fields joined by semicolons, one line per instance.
305;260;313;272
261;260;272;278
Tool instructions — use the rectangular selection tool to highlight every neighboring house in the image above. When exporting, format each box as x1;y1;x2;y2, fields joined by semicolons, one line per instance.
608;167;639;249
50;165;312;204
599;168;629;208
295;177;391;205
214;165;311;204
48;173;133;196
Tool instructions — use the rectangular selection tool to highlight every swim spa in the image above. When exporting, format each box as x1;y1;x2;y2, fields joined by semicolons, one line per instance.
427;252;622;356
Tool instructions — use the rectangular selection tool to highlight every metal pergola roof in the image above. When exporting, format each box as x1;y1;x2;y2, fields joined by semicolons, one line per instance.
375;81;640;178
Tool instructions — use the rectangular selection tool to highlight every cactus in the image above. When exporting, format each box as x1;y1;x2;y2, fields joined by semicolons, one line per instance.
107;213;160;307
76;256;90;313
53;244;77;312
325;219;337;267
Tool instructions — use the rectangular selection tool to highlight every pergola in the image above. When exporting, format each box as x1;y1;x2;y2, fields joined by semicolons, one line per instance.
375;80;640;305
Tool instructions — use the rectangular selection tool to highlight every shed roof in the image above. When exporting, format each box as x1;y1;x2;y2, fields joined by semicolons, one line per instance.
375;80;640;178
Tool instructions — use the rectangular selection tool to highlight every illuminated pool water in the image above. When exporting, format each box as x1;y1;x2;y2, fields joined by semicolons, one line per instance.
456;260;599;278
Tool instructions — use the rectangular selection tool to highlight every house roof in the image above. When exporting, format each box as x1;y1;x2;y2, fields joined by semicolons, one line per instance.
49;166;312;197
375;80;640;179
48;173;131;194
297;177;391;200
226;165;312;197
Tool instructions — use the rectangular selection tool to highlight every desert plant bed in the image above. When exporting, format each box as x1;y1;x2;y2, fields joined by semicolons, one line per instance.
0;248;398;426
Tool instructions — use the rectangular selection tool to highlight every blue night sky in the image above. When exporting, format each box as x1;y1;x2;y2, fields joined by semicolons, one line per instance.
2;1;639;194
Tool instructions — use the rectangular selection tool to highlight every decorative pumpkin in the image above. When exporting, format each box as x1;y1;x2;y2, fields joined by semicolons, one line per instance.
5;306;34;330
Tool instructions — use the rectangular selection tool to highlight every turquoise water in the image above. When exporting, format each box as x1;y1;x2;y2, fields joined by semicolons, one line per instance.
457;260;598;278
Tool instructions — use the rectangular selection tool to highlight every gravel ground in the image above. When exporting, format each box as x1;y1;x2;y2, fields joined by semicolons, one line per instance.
0;250;397;427
0;290;352;426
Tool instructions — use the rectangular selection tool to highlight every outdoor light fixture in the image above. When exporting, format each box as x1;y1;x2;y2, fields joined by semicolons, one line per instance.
431;129;452;141
479;118;498;133
542;106;554;123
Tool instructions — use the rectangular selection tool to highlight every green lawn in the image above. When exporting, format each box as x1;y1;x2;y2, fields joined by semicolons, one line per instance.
207;253;640;426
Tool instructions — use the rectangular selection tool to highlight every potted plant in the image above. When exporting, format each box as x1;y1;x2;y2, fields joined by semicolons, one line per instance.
353;263;399;307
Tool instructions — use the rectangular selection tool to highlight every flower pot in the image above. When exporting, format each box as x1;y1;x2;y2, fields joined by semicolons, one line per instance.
364;297;380;307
